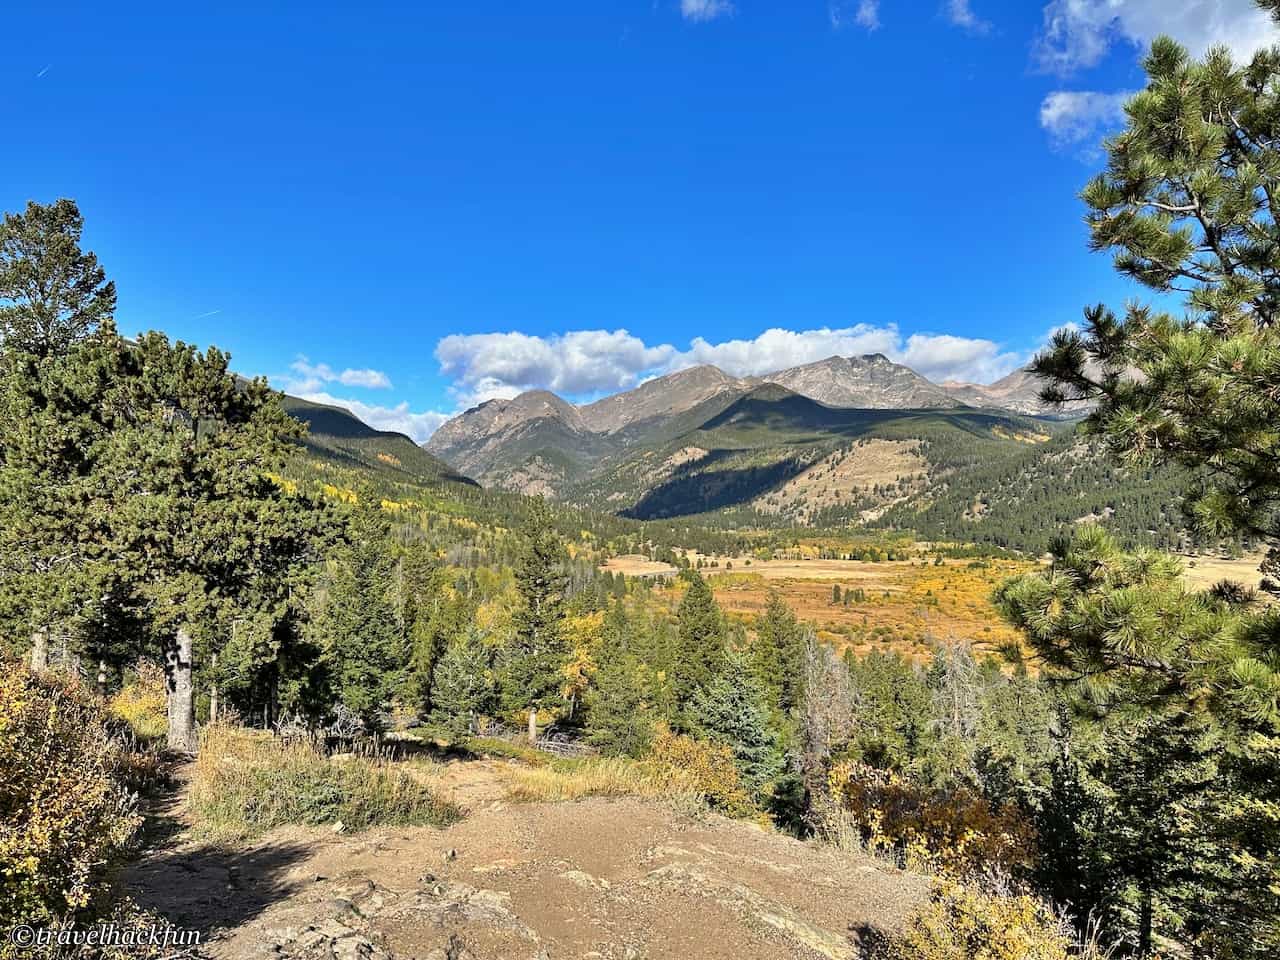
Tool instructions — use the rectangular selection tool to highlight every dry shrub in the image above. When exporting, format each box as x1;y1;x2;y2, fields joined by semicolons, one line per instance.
107;659;168;742
643;725;752;816
829;761;1035;877
189;724;461;838
0;663;142;939
876;882;1110;960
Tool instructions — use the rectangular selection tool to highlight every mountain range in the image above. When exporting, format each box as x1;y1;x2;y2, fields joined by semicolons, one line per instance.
282;359;1195;553
424;354;1074;499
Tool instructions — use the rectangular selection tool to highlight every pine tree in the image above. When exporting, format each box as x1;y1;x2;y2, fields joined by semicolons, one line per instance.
314;513;404;732
586;654;655;757
670;571;725;731
403;546;471;716
1;205;325;749
0;199;115;358
429;627;494;740
0;202;118;671
0;326;117;670
690;647;783;795
1032;32;1280;595
1017;29;1280;953
582;599;654;755
751;589;804;714
997;527;1280;955
1031;742;1118;941
501;500;569;722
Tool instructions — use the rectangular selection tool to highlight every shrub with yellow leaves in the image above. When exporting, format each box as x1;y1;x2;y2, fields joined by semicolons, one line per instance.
107;659;169;742
828;761;1035;877
644;724;753;816
876;882;1110;960
0;663;142;939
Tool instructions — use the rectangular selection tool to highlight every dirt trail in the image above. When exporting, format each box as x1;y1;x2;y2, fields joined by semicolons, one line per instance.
125;761;930;960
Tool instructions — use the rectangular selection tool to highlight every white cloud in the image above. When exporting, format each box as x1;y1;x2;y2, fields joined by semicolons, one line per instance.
675;326;902;375
681;0;734;23
283;356;393;393
337;367;394;389
899;333;1024;384
298;391;452;444
436;329;678;408
676;326;1023;384
947;0;991;34
433;325;1027;407
1036;0;1280;75
1039;89;1135;146
830;1;880;30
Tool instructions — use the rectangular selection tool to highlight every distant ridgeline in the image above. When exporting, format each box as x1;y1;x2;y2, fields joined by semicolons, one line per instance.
282;361;1219;558
280;394;475;489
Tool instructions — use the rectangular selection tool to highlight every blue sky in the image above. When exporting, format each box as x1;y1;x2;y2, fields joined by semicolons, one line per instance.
5;1;1277;439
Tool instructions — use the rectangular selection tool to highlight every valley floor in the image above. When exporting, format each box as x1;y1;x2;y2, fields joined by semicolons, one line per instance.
125;759;930;960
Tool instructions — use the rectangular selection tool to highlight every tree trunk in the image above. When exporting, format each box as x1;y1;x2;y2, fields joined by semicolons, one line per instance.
209;685;219;724
527;707;538;746
1138;882;1154;957
30;628;48;672
166;627;198;753
209;652;219;724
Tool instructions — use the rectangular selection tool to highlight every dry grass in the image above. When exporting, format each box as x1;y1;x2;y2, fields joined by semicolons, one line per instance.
190;725;461;838
679;553;917;581
753;439;928;518
499;757;673;802
1177;551;1268;591
601;554;680;578
704;559;1034;661
497;730;750;816
629;554;1033;661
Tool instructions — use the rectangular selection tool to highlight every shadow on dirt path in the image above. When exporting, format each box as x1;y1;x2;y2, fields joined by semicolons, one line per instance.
122;758;314;937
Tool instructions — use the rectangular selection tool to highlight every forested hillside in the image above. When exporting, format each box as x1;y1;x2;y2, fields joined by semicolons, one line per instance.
609;391;1056;518
281;394;477;487
876;432;1219;554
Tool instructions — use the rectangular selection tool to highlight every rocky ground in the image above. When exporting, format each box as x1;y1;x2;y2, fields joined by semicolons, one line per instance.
124;760;930;960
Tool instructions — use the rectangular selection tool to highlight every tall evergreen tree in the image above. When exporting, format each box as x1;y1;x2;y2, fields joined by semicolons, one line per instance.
0;326;118;671
585;599;657;756
1033;30;1280;599
671;571;726;731
100;331;326;750
314;512;404;732
998;528;1279;955
0;202;325;751
1013;25;1280;954
690;647;783;795
428;626;494;740
751;589;804;714
0;201;118;671
501;500;569;729
403;544;471;715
